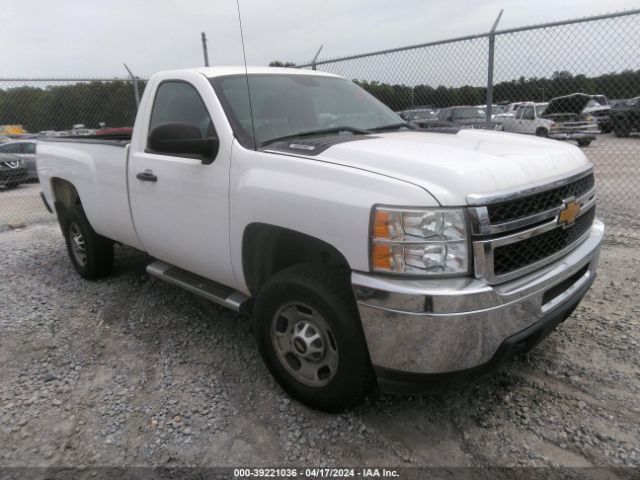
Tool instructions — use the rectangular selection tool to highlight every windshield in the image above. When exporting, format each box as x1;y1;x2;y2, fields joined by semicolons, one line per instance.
211;74;403;148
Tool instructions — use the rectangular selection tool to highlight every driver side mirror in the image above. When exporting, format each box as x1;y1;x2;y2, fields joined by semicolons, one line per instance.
147;122;219;165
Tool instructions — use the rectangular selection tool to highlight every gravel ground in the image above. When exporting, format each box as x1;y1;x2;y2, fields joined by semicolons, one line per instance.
0;183;50;229
0;222;638;474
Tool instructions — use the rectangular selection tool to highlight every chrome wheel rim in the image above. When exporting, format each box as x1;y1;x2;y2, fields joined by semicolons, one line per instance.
271;301;339;387
69;222;87;266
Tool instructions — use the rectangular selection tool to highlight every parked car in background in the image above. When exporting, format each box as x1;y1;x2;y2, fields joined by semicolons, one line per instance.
494;102;525;128
501;102;550;136
0;140;37;181
0;153;28;189
397;108;439;127
582;95;611;133
439;106;488;126
502;96;598;147
476;104;506;119
419;106;497;130
542;93;600;146
609;96;640;137
70;124;94;136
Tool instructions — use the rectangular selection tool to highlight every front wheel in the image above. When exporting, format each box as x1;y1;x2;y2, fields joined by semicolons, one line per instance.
535;127;548;137
577;138;592;147
62;205;114;280
254;264;374;412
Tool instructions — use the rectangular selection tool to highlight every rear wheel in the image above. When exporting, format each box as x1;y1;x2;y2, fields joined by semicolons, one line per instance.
254;264;374;411
62;205;114;280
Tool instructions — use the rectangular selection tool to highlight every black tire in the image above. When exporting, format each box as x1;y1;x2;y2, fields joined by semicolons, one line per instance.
62;205;114;280
254;264;374;412
535;127;548;137
577;139;592;147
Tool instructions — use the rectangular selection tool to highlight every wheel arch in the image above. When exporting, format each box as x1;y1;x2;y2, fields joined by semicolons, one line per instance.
50;177;81;208
49;177;82;225
535;126;549;137
242;223;351;296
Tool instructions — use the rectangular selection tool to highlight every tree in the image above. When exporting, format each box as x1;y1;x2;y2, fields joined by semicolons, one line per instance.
269;61;297;67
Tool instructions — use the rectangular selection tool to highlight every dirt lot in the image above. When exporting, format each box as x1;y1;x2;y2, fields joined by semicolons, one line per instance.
0;134;639;477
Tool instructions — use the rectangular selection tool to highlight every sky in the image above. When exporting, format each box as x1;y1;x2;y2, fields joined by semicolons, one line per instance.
3;0;640;78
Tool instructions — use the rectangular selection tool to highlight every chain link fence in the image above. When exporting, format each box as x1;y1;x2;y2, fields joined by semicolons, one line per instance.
1;10;639;242
0;78;144;228
297;9;640;241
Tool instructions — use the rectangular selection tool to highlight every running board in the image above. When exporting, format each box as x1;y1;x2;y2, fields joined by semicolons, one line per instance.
146;261;251;314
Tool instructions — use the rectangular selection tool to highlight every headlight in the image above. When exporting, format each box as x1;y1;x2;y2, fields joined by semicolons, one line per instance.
371;206;469;275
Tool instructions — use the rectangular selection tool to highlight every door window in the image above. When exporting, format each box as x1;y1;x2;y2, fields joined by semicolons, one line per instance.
148;81;215;147
522;107;535;120
23;143;36;154
0;143;21;154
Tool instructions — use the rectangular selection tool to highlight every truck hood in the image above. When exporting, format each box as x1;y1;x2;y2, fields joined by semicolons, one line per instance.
542;93;592;117
291;130;591;205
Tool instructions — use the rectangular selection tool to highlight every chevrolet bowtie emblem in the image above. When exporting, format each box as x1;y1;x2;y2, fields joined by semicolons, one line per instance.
558;200;582;227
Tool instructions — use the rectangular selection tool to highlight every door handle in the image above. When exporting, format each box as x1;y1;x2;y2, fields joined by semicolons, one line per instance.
136;170;158;182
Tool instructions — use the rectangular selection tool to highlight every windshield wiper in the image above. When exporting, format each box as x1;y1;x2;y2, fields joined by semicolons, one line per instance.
368;122;416;132
261;126;371;147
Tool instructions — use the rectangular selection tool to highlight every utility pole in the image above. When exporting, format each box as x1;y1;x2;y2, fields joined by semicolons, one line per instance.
311;45;323;71
486;9;503;124
123;63;140;108
201;32;210;67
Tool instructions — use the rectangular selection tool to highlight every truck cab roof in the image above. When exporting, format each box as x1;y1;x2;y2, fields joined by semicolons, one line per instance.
154;66;340;80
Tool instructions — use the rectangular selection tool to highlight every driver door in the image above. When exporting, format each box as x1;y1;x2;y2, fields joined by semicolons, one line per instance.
511;106;527;133
129;76;236;288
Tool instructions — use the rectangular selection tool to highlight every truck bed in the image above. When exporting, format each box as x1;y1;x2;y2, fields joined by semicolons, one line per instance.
37;135;143;250
37;134;131;146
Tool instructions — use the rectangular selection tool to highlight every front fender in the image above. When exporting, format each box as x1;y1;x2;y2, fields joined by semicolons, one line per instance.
229;146;437;294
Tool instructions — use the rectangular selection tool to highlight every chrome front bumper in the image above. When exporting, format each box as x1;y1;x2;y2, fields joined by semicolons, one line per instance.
548;129;598;141
352;220;604;380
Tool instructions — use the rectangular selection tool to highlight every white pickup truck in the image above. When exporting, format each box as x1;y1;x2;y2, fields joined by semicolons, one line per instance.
37;67;604;411
501;97;600;146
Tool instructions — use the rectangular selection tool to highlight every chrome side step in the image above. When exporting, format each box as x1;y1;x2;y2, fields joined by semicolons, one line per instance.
146;261;252;314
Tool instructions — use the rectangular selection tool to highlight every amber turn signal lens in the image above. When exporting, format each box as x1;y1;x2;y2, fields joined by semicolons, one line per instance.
372;243;392;270
373;210;391;239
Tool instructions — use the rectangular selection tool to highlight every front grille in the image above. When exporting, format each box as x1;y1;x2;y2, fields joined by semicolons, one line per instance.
493;207;596;276
487;174;594;224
